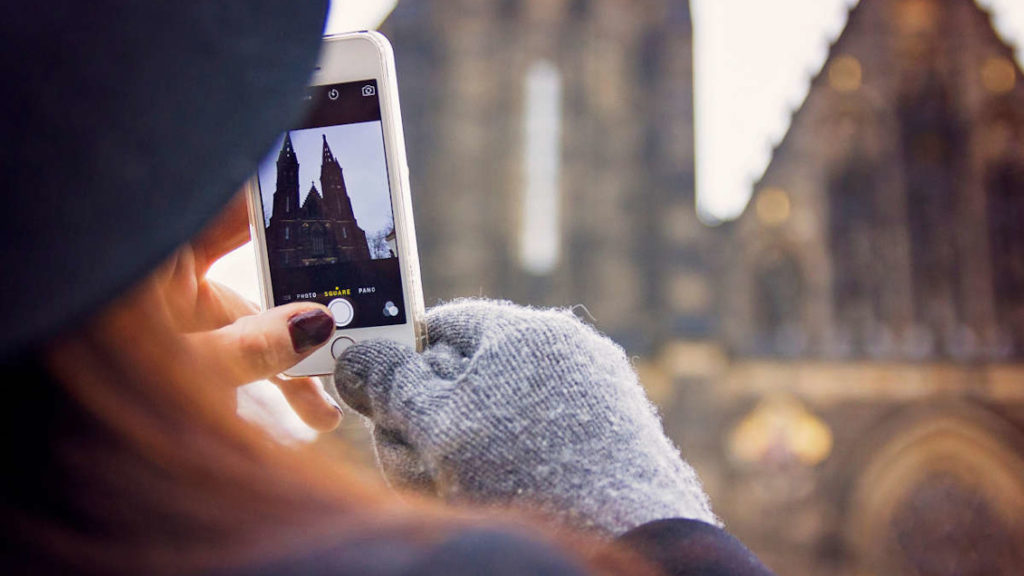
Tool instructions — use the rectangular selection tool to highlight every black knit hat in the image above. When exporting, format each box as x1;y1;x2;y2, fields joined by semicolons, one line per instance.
0;2;328;358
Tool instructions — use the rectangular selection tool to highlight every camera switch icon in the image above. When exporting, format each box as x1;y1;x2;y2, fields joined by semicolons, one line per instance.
327;88;339;100
361;84;376;97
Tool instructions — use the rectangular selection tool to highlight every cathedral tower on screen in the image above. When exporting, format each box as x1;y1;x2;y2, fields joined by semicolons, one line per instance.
267;133;371;268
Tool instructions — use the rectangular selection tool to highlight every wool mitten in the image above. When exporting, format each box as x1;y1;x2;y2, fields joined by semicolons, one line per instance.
333;299;718;536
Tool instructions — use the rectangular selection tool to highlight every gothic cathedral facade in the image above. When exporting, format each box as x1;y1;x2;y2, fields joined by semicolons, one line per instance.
384;0;1024;573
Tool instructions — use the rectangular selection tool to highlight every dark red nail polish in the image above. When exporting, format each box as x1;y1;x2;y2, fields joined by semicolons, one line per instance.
289;310;335;353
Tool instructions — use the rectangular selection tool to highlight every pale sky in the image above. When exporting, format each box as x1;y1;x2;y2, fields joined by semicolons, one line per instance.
693;0;1024;222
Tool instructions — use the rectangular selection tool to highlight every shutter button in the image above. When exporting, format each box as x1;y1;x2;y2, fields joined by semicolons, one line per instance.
327;298;354;327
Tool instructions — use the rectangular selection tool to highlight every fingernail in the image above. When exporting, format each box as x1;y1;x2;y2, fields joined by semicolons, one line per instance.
288;309;335;353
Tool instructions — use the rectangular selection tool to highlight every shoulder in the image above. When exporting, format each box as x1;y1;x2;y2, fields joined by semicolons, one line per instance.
617;519;777;576
406;528;590;576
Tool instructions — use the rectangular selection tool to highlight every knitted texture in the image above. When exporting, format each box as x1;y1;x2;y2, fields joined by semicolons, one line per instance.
333;299;719;536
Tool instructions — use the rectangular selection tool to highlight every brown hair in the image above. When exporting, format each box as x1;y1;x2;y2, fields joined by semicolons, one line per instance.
2;273;656;576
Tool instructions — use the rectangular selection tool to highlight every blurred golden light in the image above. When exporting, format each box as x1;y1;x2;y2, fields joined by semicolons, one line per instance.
828;55;863;93
728;396;833;467
755;187;792;227
981;57;1017;95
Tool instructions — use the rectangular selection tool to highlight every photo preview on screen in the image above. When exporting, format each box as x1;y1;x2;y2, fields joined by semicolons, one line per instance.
256;80;406;329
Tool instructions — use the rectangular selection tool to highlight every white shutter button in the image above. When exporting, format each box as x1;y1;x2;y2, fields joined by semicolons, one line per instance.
327;298;354;327
331;336;355;359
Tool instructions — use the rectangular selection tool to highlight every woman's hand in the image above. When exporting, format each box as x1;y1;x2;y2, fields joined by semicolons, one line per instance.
152;193;342;432
333;299;718;535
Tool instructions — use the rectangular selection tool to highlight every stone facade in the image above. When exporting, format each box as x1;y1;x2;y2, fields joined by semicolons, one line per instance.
706;1;1024;573
385;0;711;353
382;1;1024;574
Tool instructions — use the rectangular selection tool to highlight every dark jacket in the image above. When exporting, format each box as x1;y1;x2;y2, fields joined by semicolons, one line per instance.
220;519;776;576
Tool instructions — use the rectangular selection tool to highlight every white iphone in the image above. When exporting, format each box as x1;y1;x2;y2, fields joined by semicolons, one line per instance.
247;31;425;377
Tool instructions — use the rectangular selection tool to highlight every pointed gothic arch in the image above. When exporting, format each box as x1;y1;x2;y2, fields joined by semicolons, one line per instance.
845;403;1024;575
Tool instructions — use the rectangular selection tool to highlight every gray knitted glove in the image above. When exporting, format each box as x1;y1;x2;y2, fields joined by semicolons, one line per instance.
333;299;719;536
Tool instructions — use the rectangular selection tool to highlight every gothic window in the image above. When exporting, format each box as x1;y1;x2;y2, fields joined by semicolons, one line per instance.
341;226;348;240
518;59;563;275
284;226;290;241
569;0;588;18
638;29;664;85
666;0;690;22
898;71;964;334
828;159;881;345
499;0;520;18
987;159;1024;347
311;224;326;257
753;249;803;354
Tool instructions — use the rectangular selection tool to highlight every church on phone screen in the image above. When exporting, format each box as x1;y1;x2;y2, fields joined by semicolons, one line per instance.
265;132;371;268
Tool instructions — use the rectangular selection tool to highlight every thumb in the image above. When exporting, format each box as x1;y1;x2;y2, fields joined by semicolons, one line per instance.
189;302;335;385
333;339;446;426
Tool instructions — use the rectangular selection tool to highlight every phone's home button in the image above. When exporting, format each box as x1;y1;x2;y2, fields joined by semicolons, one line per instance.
331;336;355;359
328;298;354;327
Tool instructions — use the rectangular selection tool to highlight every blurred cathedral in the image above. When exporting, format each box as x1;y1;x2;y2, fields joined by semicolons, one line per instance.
385;0;705;354
382;0;1024;574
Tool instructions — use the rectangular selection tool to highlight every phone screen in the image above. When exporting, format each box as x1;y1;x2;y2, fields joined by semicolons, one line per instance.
255;80;407;329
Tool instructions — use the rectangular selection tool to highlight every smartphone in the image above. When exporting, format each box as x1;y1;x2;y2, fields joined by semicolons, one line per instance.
247;31;425;377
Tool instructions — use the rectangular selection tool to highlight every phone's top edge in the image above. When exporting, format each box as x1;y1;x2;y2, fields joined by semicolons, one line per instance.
322;30;387;41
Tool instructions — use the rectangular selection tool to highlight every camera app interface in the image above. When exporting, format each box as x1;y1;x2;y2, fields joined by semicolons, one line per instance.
256;80;406;329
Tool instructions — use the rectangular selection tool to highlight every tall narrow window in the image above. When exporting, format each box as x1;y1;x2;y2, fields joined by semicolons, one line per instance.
518;60;563;275
311;224;326;257
987;158;1024;349
829;158;880;347
754;251;803;346
898;72;963;335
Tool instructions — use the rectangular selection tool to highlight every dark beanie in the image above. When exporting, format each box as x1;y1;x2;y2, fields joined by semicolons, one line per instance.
0;2;329;358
